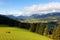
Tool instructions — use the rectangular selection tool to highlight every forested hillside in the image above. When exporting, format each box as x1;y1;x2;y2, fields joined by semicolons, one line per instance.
0;15;60;40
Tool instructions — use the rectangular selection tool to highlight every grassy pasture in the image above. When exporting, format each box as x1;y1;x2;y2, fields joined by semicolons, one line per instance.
0;25;52;40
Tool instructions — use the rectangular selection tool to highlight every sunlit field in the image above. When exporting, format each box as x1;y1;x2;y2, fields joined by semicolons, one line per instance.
0;25;52;40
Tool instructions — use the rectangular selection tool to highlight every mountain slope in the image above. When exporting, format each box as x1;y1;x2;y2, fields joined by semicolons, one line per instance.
0;25;52;40
31;12;60;19
0;15;20;26
4;12;60;20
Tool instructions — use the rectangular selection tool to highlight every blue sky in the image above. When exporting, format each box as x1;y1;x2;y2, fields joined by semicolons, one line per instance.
0;0;60;16
0;0;53;11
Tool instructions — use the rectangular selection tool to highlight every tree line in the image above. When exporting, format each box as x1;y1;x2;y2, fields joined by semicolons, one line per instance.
0;15;60;40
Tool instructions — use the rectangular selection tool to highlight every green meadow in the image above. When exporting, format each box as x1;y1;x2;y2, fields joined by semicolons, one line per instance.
0;25;52;40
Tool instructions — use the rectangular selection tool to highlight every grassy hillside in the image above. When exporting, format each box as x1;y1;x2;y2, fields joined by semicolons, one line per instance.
0;25;52;40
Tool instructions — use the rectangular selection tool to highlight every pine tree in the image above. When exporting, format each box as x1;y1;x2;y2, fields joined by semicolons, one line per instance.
29;23;36;32
36;23;40;33
29;23;34;32
53;24;60;40
37;23;46;35
44;25;50;36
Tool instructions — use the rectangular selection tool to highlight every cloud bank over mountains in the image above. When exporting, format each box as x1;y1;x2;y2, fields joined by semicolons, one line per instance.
0;2;60;16
22;2;60;16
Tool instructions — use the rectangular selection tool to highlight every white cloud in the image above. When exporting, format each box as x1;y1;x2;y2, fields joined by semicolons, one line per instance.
0;11;8;15
9;11;23;16
0;2;60;16
0;11;22;16
22;2;60;16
